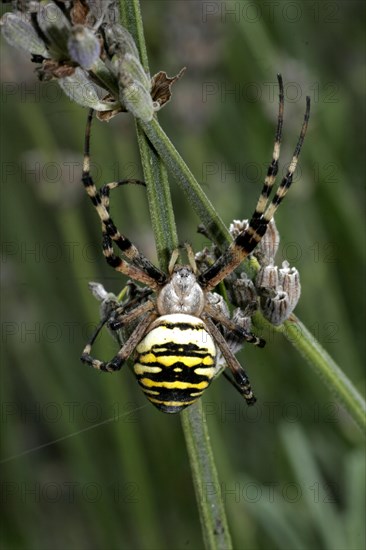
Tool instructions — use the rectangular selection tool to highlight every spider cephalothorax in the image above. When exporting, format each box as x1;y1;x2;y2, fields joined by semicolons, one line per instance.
80;74;310;413
157;265;205;316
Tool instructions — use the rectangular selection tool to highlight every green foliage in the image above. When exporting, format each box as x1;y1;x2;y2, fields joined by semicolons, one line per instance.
1;1;365;549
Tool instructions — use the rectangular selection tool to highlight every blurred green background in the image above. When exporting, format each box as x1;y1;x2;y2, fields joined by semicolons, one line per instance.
1;1;365;549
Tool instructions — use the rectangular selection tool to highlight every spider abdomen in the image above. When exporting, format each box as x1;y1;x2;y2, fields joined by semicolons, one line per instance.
134;314;217;413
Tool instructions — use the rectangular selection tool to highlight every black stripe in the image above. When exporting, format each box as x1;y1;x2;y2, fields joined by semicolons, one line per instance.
140;385;205;404
234;231;257;252
159;322;205;331
82;174;94;188
102;235;112;250
152;341;207;353
105;255;121;268
90;195;100;206
146;349;213;359
272;176;293;206
267;159;278;178
135;357;213;382
198;254;230;286
136;368;212;385
143;264;166;284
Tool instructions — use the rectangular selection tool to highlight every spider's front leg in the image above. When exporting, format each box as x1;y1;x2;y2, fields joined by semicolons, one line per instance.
198;79;310;293
82;108;167;289
81;301;156;372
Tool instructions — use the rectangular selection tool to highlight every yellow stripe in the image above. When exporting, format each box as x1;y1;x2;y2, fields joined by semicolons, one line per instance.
96;204;109;221
140;378;209;390
189;391;203;397
194;367;216;378
134;364;162;375
141;388;160;396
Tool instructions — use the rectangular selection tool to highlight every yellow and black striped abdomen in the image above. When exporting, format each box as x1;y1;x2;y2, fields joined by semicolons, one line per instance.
134;314;217;413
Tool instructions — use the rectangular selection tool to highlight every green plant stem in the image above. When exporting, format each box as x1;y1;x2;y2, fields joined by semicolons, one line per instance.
181;403;233;549
140;118;231;248
253;313;366;432
119;0;177;268
120;1;234;548
136;122;178;268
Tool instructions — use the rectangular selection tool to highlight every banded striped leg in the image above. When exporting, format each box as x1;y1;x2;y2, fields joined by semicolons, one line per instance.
204;301;265;348
204;316;256;405
82;109;166;286
199;95;310;292
100;179;146;213
252;73;284;222
81;300;156;372
197;74;283;253
100;230;162;289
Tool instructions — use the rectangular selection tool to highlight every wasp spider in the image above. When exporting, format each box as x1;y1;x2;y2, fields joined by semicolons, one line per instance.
81;75;310;413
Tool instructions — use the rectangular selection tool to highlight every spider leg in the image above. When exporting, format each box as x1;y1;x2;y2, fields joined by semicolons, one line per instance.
82;109;166;286
100;179;146;213
252;73;284;220
101;229;161;289
81;302;156;372
108;299;155;331
203;315;256;405
184;242;199;274
204;301;265;347
222;370;255;401
199;95;310;292
196;75;283;248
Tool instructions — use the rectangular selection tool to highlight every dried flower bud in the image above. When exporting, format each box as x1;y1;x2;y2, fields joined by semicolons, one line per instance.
213;305;252;373
255;219;280;265
256;262;279;291
231;273;258;314
232;308;252;333
88;281;123;346
256;261;301;325
279;261;301;312
59;67;120;110
2;3;182;122
119;53;151;91
89;281;116;304
227;307;253;353
121;81;154;122
104;23;140;60
118;53;155;122
195;247;216;273
229;219;248;239
206;292;230;319
229;218;279;265
67;25;101;69
0;12;49;57
37;1;71;58
260;290;290;325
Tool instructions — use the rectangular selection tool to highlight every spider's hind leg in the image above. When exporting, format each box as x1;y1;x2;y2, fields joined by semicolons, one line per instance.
203;315;257;405
222;370;256;405
204;300;265;348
